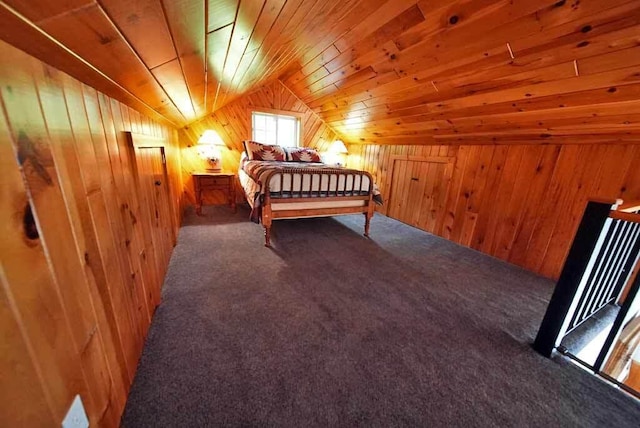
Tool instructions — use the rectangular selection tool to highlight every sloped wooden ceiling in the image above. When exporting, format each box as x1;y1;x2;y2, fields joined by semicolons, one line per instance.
0;0;376;126
1;0;638;142
281;0;640;145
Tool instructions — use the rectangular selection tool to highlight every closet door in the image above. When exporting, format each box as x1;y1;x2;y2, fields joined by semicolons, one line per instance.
136;147;174;281
388;157;454;233
127;132;176;311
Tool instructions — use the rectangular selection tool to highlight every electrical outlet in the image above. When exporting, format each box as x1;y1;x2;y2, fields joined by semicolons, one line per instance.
62;395;89;428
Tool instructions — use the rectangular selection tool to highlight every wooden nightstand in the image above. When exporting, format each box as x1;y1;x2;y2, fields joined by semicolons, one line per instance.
193;172;236;215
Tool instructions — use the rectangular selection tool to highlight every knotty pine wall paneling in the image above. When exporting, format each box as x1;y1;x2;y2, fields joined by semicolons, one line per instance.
179;80;340;206
349;143;640;280
0;40;182;426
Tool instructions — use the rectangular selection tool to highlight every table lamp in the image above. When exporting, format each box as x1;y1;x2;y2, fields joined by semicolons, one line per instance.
197;130;225;172
329;139;348;166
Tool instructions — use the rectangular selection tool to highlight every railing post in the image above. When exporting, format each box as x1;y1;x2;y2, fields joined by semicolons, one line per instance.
533;201;614;357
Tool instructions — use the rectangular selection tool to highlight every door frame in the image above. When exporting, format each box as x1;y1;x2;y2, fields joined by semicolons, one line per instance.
125;132;177;246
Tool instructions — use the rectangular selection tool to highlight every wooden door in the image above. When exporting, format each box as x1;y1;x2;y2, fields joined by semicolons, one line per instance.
126;131;177;313
136;147;174;290
388;158;454;233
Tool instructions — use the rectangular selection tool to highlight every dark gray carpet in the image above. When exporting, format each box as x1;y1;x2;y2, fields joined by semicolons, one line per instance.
561;304;620;358
121;205;640;427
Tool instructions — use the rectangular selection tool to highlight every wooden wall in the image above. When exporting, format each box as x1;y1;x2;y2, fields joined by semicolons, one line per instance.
179;80;338;205
0;40;182;426
349;143;640;279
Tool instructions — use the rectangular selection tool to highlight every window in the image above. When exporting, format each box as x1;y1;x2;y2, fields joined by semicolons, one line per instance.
251;111;301;147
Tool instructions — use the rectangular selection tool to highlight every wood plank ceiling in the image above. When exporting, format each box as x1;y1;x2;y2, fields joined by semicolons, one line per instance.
1;0;639;143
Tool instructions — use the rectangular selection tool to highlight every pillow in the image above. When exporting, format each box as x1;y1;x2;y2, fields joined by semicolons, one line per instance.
244;140;286;161
287;147;322;163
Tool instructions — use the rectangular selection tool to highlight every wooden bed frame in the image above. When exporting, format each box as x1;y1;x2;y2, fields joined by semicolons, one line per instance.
259;166;376;247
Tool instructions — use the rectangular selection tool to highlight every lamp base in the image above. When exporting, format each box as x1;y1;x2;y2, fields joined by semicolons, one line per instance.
205;158;221;172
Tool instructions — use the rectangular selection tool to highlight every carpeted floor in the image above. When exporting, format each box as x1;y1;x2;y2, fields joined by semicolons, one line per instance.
121;205;640;427
561;304;620;362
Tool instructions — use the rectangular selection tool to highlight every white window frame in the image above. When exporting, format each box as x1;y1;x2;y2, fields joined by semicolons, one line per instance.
251;109;302;147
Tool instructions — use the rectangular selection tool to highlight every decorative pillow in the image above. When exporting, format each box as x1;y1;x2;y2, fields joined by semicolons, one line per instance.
287;147;322;163
244;140;286;161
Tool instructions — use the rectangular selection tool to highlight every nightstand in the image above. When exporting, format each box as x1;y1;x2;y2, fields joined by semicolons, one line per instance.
193;172;236;215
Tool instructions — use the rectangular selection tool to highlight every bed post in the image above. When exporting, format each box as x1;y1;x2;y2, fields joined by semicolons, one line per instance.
364;193;375;237
263;187;272;247
264;223;271;247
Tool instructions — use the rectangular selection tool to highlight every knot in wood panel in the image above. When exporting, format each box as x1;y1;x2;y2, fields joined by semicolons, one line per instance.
17;131;52;185
23;203;39;240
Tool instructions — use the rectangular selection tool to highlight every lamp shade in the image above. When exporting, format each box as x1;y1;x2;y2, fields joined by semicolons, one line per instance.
197;130;225;172
330;140;348;154
198;130;225;146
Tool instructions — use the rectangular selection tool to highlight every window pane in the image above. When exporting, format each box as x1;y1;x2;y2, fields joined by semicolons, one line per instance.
252;113;267;141
266;115;277;144
278;117;296;147
254;129;266;143
252;111;299;147
266;115;276;132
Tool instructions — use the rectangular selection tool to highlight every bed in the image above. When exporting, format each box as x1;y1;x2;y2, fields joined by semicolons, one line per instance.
238;141;382;246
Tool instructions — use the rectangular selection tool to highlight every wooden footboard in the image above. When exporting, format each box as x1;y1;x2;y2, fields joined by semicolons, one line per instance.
261;167;375;247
